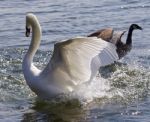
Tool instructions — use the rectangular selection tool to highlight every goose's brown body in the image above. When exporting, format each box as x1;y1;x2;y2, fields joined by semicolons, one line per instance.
88;24;142;59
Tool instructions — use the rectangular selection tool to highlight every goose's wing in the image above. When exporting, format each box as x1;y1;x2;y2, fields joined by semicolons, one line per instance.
50;37;118;85
88;28;114;41
110;31;126;44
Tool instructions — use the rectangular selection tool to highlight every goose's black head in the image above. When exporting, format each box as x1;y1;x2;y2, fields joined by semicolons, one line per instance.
131;24;142;30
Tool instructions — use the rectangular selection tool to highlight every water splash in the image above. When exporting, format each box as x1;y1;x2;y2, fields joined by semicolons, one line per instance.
70;76;112;104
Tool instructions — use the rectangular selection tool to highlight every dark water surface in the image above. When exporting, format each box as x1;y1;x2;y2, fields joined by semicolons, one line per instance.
0;0;150;121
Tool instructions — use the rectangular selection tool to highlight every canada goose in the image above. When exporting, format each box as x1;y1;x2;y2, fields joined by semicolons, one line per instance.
88;24;142;58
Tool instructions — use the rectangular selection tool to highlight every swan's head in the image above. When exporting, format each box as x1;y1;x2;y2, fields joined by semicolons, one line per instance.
131;24;142;30
25;13;39;37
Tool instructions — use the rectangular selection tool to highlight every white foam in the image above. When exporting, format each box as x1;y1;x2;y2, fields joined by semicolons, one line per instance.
69;76;111;104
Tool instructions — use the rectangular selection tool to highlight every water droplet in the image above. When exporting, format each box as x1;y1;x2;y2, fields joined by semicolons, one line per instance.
131;111;141;115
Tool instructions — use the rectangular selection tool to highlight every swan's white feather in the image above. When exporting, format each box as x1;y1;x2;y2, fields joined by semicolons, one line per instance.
46;37;118;85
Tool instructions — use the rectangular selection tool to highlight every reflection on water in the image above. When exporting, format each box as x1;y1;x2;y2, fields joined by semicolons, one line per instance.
22;99;85;122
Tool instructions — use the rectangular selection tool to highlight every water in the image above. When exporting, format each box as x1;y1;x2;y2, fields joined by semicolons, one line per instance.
0;0;150;121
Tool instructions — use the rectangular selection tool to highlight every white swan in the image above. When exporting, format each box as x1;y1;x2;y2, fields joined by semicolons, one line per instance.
23;13;119;99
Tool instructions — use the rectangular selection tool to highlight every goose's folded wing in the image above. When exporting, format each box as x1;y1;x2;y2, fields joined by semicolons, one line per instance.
50;37;118;85
88;28;114;41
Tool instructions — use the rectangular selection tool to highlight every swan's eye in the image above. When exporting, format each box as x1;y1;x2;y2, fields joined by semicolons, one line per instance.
26;26;31;37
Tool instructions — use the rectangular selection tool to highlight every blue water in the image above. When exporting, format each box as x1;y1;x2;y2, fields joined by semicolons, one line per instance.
0;0;150;121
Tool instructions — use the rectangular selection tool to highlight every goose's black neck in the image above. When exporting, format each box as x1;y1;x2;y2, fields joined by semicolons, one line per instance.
126;26;134;45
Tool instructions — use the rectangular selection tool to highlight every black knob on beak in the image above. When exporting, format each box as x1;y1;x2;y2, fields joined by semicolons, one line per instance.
26;26;30;37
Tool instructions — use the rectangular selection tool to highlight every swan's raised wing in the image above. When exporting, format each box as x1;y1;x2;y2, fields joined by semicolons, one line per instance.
88;28;114;41
50;37;118;85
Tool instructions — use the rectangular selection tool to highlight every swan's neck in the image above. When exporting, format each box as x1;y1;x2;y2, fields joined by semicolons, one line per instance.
126;26;133;45
23;17;41;76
